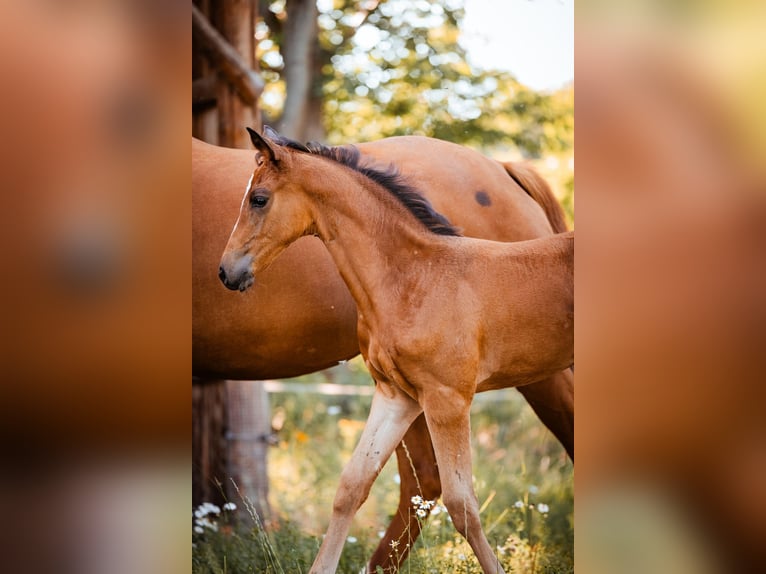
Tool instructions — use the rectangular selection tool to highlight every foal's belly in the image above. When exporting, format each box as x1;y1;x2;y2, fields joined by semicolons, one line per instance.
476;369;559;393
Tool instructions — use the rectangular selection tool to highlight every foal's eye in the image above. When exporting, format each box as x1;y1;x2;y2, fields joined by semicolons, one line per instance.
250;194;269;209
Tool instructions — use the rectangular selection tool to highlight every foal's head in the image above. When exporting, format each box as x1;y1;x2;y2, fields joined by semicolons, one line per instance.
218;128;315;292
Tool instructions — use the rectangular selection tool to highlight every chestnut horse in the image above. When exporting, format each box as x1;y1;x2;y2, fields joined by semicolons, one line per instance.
218;129;574;574
193;132;573;571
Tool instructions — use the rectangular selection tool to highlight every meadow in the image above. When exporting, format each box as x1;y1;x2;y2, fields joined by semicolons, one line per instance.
192;359;573;573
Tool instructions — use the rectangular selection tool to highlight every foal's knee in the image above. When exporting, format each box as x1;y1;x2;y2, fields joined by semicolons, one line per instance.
442;491;481;537
332;467;370;517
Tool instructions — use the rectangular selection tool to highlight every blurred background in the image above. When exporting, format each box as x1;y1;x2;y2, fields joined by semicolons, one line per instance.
576;1;766;573
0;1;190;573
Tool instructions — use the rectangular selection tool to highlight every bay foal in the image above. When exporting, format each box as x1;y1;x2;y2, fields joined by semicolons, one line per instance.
194;133;573;572
218;129;574;574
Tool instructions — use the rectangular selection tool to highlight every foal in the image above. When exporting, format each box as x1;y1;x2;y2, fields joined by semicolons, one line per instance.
219;129;574;574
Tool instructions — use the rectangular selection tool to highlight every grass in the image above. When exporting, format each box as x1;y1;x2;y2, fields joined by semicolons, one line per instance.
192;359;573;573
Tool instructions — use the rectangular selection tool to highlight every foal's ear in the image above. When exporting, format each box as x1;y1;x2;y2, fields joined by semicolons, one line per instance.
246;127;277;166
262;125;280;140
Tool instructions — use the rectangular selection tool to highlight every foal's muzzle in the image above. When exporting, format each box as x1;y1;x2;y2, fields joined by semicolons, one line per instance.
218;254;255;292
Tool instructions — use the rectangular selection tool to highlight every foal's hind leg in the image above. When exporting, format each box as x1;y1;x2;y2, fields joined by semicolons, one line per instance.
516;368;574;460
422;387;506;574
368;413;441;572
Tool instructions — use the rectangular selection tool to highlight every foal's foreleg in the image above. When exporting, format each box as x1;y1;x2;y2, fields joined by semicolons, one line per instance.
368;413;441;573
423;388;506;574
309;384;422;574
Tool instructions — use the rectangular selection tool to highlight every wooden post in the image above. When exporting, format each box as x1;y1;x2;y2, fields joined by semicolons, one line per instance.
192;380;228;508
191;379;272;523
192;4;264;107
226;380;273;523
192;0;263;143
193;0;271;522
192;0;218;144
212;0;260;147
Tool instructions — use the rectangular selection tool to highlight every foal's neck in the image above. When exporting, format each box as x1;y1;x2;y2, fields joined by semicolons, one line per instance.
298;154;445;320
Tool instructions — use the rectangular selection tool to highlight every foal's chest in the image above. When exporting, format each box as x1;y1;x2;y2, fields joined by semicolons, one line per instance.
362;330;421;403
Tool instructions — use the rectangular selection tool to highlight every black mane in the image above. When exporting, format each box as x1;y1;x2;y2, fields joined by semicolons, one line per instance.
265;129;461;237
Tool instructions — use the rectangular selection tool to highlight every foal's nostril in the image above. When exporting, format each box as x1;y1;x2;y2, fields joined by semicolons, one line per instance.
218;266;227;283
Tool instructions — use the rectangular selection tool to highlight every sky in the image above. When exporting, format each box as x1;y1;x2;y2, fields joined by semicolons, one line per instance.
460;0;574;91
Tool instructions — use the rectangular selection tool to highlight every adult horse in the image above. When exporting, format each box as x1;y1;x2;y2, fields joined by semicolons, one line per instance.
193;132;573;572
218;128;573;574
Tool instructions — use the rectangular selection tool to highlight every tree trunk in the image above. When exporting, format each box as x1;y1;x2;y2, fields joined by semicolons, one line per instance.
278;0;321;140
303;80;326;142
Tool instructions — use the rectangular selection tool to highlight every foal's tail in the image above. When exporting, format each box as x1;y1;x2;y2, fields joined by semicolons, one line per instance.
501;162;568;233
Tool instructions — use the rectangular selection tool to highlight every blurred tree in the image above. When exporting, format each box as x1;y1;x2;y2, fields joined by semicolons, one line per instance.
257;0;572;160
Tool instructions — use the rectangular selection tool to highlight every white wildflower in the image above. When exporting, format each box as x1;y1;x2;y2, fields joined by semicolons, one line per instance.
514;500;524;509
327;405;342;416
194;502;221;518
537;503;549;514
194;526;203;534
528;485;539;494
195;516;219;532
223;502;237;511
416;508;427;518
347;536;357;543
390;540;400;549
411;495;423;506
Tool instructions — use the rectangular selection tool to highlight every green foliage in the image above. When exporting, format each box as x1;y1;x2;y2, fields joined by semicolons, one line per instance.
320;0;572;156
258;0;573;158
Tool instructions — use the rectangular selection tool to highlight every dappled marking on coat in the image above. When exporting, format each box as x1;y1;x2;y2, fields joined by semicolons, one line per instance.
474;190;492;206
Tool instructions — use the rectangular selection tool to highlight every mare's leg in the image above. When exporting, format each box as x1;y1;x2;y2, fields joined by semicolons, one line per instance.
423;387;506;574
368;413;441;573
309;383;422;574
516;368;574;460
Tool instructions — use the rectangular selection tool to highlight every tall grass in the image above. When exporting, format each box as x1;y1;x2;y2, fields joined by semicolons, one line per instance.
192;360;573;573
